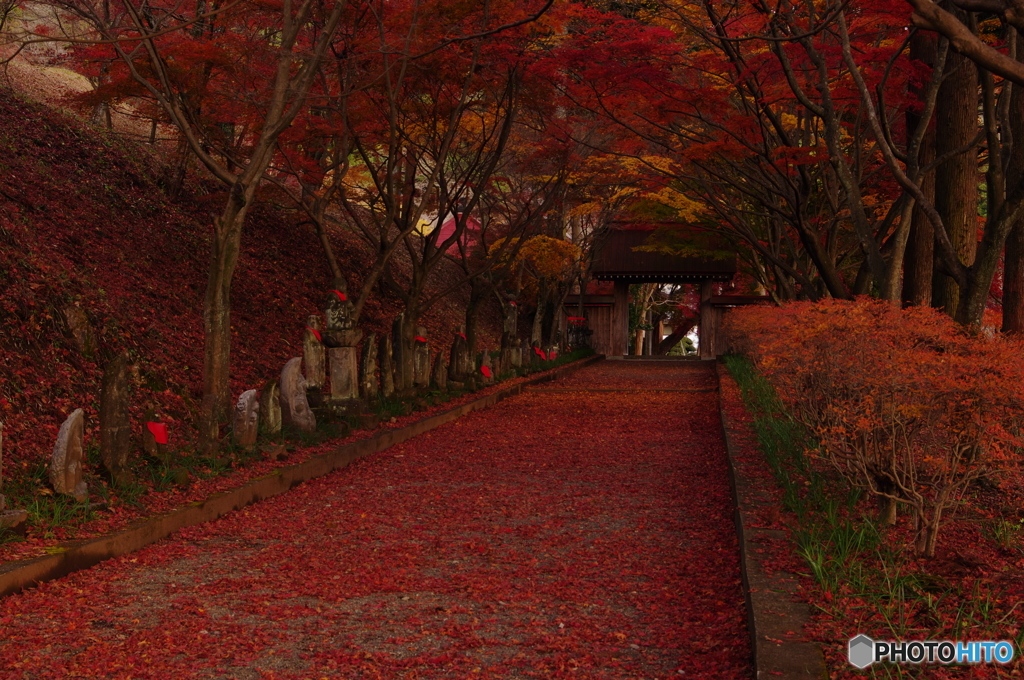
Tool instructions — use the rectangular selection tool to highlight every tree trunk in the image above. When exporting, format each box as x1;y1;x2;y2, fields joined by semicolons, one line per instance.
531;283;548;347
881;198;915;301
166;138;193;202
932;43;979;317
464;280;488;358
904;114;936;306
198;190;249;451
655;317;696;355
311;199;343;282
1005;77;1024;333
1006;224;1024;333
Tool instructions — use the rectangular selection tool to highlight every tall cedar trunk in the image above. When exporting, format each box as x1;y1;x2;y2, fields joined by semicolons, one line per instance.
199;192;248;449
932;43;979;317
1005;80;1024;332
905;132;936;305
903;31;938;305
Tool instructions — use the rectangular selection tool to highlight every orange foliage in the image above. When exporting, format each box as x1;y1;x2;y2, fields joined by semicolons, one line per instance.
725;298;1024;557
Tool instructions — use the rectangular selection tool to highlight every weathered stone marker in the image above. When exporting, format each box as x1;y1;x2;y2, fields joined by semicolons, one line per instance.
431;351;448;390
232;389;260;449
260;379;282;435
303;315;326;390
413;327;430;389
448;326;470;382
99;353;132;483
50;409;88;501
329;348;359;400
281;357;316;433
361;333;379;400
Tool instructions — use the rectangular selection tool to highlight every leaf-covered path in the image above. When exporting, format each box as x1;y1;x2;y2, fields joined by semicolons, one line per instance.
0;361;751;679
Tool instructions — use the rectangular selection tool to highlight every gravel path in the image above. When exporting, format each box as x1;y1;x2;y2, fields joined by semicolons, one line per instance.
0;360;751;679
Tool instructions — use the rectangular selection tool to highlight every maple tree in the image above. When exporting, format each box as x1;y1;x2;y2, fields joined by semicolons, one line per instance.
300;0;602;376
544;2;887;300
16;0;353;450
12;0;566;442
491;234;581;346
680;0;1024;328
535;0;1022;330
440;148;574;357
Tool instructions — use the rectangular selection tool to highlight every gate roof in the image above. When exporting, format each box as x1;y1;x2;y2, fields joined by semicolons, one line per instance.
591;226;736;283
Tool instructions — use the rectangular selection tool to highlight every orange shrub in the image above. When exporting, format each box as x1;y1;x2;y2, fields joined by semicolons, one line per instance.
725;298;1024;557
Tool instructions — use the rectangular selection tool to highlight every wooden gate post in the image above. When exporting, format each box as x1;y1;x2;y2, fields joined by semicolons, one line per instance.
612;281;630;356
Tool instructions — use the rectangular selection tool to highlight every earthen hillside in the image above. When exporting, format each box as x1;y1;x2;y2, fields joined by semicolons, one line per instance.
0;86;501;473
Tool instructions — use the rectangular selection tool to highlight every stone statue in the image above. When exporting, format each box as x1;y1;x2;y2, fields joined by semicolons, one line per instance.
304;315;326;389
323;278;362;348
281;358;316;433
232;389;260;449
51;409;88;501
325;277;355;331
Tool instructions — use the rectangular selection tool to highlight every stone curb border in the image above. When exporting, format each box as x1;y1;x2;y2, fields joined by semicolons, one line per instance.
716;362;829;680
0;355;604;600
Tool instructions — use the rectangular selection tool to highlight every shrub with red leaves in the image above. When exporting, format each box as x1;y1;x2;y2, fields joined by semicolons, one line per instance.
725;298;1024;556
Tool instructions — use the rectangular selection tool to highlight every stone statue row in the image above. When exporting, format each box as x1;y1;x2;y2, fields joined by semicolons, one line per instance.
0;281;553;524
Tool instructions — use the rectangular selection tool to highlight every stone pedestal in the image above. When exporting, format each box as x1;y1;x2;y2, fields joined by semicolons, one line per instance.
0;422;22;532
480;352;495;385
329;347;360;400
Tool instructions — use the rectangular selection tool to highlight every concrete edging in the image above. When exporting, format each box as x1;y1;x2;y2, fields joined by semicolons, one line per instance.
0;354;604;599
716;362;829;680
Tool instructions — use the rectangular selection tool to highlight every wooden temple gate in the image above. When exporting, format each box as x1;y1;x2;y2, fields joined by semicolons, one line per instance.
568;226;741;358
